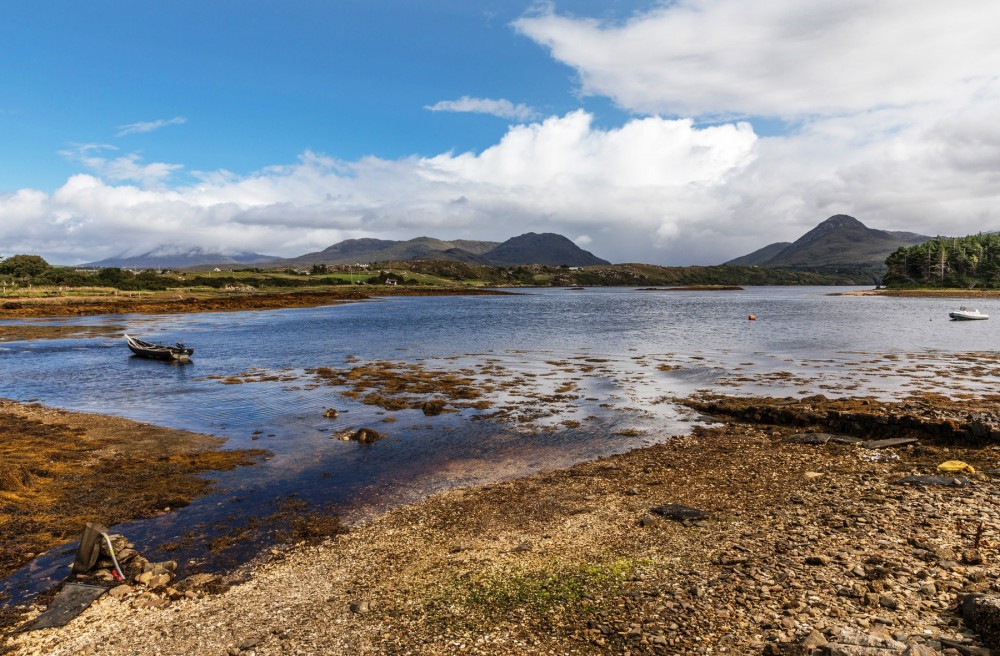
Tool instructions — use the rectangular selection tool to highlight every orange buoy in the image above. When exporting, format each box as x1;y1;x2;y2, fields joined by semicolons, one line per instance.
748;314;756;321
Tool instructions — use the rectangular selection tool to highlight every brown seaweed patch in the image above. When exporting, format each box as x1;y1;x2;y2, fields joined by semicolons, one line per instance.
306;360;491;413
0;400;266;580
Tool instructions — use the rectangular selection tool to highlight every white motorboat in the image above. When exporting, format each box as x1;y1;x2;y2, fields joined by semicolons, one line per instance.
948;307;989;321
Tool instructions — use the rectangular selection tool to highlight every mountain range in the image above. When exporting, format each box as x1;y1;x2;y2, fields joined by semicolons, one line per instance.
724;215;932;276
85;233;610;269
82;217;931;275
83;245;278;269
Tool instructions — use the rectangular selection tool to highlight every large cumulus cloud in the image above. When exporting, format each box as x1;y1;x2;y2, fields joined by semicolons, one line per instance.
5;0;1000;265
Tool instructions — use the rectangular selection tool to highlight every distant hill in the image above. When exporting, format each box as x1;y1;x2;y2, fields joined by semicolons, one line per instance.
724;215;932;277
265;233;609;268
82;246;277;269
270;237;500;267
724;241;792;267
482;232;609;266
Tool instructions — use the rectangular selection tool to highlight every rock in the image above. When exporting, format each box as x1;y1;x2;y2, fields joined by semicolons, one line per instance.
108;584;132;599
175;573;222;593
805;555;831;566
238;636;262;651
511;542;532;553
649;504;711;522
352;428;384;444
896;475;969;487
323;408;339;418
133;592;168;609
964;595;1000;650
963;551;984;566
420;400;446;416
826;627;908;655
115;548;138;563
803;630;828;649
862;438;919;449
91;569;116;583
788;433;833;445
639;514;660;527
152;560;177;574
901;645;939;656
349;600;370;614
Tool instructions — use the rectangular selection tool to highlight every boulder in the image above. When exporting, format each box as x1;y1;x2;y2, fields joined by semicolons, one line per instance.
962;594;1000;650
650;504;711;522
420;400;447;416
352;428;384;444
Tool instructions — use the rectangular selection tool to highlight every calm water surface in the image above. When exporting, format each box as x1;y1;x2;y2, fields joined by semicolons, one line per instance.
2;286;998;601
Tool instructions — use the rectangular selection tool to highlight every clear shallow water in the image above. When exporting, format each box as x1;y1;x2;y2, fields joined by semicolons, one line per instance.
2;286;999;601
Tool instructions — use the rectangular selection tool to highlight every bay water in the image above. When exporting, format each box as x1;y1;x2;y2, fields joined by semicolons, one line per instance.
2;286;997;601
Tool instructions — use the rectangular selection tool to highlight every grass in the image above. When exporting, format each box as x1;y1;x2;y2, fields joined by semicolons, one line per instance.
438;558;640;621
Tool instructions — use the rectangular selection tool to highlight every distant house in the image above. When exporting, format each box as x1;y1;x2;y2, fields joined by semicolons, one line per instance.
385;278;398;285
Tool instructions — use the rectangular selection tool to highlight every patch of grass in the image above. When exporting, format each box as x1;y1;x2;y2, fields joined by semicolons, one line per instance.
441;558;638;620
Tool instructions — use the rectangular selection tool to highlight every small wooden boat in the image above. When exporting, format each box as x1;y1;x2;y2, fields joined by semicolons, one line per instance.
948;307;989;321
124;334;194;361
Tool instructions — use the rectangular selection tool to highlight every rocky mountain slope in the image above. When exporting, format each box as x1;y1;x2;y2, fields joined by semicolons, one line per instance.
725;215;931;275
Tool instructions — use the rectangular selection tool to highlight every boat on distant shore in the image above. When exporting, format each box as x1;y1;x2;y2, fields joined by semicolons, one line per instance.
948;307;989;321
124;334;194;361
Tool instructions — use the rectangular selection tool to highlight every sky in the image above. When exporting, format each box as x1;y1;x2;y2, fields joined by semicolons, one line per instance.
2;0;1000;266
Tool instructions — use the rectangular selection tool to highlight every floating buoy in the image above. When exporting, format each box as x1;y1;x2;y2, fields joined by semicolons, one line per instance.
748;314;757;321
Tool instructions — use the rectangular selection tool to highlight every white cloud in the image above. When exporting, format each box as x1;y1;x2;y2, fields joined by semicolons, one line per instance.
116;116;187;137
6;1;1000;267
513;0;1000;119
2;114;761;264
425;96;539;121
59;144;183;187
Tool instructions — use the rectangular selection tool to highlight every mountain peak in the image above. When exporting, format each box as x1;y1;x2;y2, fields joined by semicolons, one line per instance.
723;215;931;271
484;233;610;266
818;214;864;228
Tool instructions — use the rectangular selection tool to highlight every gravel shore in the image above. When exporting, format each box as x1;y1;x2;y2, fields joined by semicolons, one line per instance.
7;406;999;655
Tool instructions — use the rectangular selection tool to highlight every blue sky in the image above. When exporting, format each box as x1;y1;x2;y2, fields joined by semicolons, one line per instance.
3;0;1000;265
1;1;641;190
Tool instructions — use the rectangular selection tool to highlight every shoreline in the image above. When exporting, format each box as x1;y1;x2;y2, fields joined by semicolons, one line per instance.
4;393;1000;654
6;285;1000;322
0;286;509;319
835;288;1000;298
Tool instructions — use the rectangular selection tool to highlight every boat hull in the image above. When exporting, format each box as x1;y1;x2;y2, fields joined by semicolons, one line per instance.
124;335;194;360
949;312;988;321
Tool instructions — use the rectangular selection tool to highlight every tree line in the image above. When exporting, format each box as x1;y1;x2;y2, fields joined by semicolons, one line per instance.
883;233;1000;288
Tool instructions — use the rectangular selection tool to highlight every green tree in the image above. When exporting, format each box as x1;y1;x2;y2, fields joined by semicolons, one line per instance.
0;254;50;278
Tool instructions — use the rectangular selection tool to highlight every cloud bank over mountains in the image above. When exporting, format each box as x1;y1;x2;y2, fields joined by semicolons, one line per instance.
3;0;999;265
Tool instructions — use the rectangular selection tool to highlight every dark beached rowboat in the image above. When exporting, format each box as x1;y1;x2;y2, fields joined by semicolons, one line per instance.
124;334;194;361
